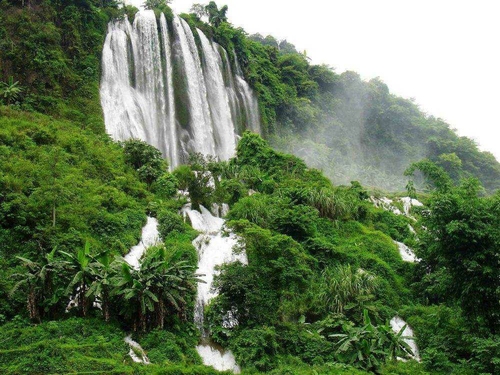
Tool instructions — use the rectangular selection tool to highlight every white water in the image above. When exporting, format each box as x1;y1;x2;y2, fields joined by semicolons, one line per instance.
196;343;241;373
390;316;421;361
400;197;424;217
394;241;419;263
370;196;402;215
198;29;236;160
234;53;261;134
182;204;246;373
370;196;424;218
174;16;215;158
101;11;260;167
124;217;160;269
125;335;151;364
160;13;179;167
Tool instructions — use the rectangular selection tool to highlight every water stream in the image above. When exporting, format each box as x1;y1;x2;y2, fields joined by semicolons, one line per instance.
100;10;260;168
124;216;160;269
182;204;246;373
390;316;421;361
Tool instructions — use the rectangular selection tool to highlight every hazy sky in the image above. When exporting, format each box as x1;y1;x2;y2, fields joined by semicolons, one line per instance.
144;0;500;160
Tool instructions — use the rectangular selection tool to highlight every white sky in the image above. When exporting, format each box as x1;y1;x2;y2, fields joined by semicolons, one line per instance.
164;0;500;160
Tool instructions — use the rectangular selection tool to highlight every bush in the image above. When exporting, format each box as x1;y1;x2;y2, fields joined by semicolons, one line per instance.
157;210;189;239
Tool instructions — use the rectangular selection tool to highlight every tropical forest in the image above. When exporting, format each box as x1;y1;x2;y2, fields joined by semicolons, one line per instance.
0;0;498;374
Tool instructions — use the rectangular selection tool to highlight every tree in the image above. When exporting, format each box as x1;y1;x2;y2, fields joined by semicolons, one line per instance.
142;246;202;328
61;241;94;317
409;160;499;332
122;139;168;187
205;1;228;27
278;39;298;54
330;310;414;372
114;260;157;332
419;178;500;332
190;3;208;20
143;0;171;11
405;159;453;191
11;247;65;322
0;77;23;106
86;251;117;322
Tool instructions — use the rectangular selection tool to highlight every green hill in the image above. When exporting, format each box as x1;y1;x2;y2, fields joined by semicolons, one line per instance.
0;1;498;375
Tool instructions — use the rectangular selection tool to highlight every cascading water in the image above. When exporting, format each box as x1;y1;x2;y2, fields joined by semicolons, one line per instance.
394;241;419;263
100;11;260;168
390;316;421;361
198;29;236;160
182;204;246;373
233;52;261;134
124;216;160;269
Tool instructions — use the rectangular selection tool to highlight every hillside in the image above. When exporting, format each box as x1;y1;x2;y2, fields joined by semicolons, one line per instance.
1;1;499;191
0;1;498;375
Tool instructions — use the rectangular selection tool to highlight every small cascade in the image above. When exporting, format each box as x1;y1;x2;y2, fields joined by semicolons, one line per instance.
125;335;151;364
182;204;246;373
100;11;260;167
233;53;261;134
390;316;421;361
196;342;241;373
394;241;419;263
370;196;402;215
371;196;424;220
211;203;230;218
400;197;423;216
124;216;160;269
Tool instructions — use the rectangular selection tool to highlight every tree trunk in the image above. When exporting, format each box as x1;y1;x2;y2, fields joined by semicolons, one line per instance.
80;282;87;317
52;203;56;227
139;310;146;332
103;289;110;322
158;299;165;329
28;289;40;323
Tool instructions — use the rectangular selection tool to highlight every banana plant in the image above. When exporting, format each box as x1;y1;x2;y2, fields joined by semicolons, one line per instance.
11;247;65;321
0;76;23;105
329;310;413;372
61;241;93;317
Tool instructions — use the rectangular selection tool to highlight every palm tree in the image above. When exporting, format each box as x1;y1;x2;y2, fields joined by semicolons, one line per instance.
0;77;23;106
114;261;159;332
114;245;203;331
205;1;228;27
61;241;94;317
11;247;64;322
86;251;117;322
143;246;202;328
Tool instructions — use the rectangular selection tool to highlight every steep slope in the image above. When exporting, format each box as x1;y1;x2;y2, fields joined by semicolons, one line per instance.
0;2;498;375
2;1;499;191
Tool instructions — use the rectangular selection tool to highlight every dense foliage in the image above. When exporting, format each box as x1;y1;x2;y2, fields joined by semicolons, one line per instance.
180;7;500;192
0;1;498;374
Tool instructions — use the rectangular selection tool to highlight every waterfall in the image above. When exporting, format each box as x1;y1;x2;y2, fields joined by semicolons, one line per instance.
198;29;236;160
390;316;421;361
160;14;179;167
100;11;261;168
125;335;151;364
124;216;160;269
233;52;261;134
172;16;215;158
182;204;246;373
394;241;419;263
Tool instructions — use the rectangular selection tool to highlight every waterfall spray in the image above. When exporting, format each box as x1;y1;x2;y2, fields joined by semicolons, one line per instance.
101;10;260;167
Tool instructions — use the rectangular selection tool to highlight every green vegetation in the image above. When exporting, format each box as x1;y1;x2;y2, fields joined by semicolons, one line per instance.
0;1;498;374
178;6;500;192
